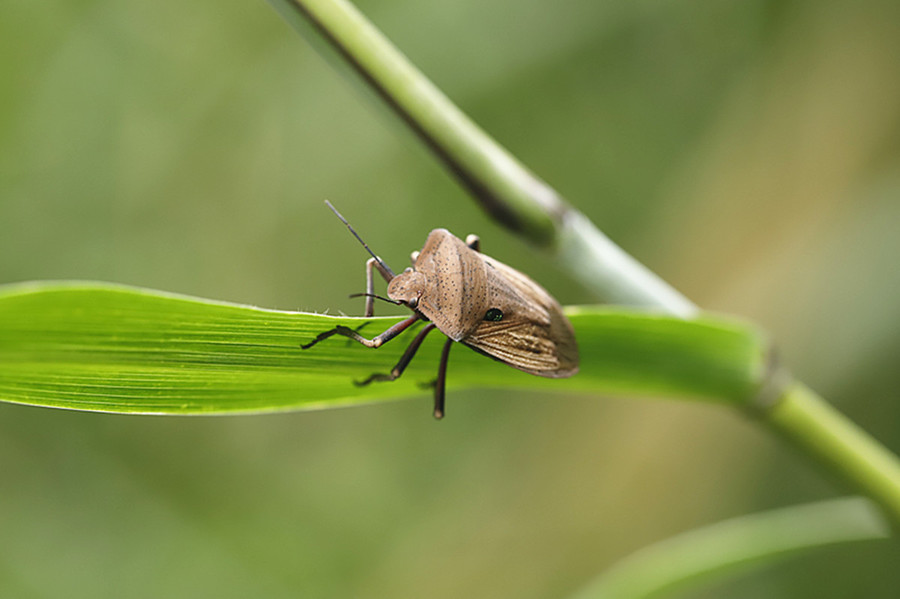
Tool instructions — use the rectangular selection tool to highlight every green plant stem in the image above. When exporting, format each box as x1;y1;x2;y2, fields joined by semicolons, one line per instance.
268;0;698;317
267;0;900;535
763;382;900;530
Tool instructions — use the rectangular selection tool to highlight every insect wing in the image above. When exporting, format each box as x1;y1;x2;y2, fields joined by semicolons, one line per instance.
462;256;579;378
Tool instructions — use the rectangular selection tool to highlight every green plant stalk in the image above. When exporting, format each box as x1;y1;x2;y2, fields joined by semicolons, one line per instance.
268;0;900;533
763;382;900;530
268;0;698;317
272;0;560;241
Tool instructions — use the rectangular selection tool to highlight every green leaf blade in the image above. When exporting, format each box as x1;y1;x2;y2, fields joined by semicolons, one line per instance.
0;282;769;415
571;497;890;599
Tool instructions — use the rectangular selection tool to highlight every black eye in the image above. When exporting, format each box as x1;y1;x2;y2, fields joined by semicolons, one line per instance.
484;308;504;321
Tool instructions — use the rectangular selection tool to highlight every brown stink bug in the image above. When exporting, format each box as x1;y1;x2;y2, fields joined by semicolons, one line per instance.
302;202;579;419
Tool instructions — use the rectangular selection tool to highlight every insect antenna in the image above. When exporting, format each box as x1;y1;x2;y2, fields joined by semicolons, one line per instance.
324;200;395;278
348;292;402;306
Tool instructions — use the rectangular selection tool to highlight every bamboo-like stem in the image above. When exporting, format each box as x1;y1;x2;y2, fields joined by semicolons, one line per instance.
267;0;900;532
763;383;900;530
268;0;698;317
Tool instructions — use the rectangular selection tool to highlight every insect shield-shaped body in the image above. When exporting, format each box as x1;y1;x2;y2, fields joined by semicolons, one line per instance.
302;202;579;419
389;230;579;376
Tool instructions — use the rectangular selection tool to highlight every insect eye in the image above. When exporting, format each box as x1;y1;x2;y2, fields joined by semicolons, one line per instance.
484;308;504;322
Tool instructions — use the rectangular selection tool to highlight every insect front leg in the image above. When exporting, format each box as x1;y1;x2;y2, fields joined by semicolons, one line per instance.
301;314;419;350
364;257;394;317
465;234;480;252
355;323;437;386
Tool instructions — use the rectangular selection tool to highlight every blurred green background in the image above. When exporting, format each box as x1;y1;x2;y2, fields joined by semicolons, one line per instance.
2;0;899;597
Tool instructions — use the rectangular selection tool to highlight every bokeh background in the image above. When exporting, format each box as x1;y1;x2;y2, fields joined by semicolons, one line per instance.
2;0;899;597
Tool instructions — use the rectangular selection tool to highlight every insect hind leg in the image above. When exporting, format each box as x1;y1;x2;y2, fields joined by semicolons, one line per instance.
355;323;437;386
431;338;453;419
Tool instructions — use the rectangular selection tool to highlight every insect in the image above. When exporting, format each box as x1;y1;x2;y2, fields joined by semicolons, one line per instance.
302;201;579;419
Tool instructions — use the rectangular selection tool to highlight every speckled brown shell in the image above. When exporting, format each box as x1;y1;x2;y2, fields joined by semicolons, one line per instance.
387;229;578;378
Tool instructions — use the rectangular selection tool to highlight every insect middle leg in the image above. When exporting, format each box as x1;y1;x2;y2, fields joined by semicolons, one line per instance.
355;323;437;385
301;314;419;350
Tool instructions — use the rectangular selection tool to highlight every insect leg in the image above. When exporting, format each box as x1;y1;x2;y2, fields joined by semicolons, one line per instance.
355;323;437;385
465;234;481;252
301;314;419;350
364;257;394;317
432;337;454;419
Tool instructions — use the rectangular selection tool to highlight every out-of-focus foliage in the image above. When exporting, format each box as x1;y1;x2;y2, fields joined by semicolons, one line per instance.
0;0;898;597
